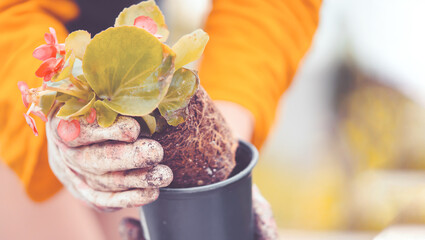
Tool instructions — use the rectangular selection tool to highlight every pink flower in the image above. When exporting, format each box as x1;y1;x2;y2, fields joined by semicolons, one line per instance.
18;81;30;108
22;99;49;135
134;16;162;38
23;113;39;136
33;27;65;61
86;108;97;124
57;119;81;142
18;82;49;109
35;57;65;82
33;28;66;81
32;110;48;122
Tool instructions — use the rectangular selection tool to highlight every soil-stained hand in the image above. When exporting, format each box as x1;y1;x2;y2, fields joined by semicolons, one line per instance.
119;218;145;240
253;185;279;240
46;112;173;210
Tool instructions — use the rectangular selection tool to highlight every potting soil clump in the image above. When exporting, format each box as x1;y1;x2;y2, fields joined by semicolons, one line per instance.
19;0;238;188
154;87;237;187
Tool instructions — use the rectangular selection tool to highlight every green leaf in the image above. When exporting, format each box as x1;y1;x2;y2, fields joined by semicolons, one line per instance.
151;110;168;133
159;45;175;76
65;30;91;60
172;29;209;70
76;74;87;83
142;114;156;135
158;68;199;126
56;93;95;119
156;44;176;99
83;26;173;116
94;100;118;127
45;79;89;100
39;91;57;115
56;93;73;102
114;0;169;42
69;75;88;91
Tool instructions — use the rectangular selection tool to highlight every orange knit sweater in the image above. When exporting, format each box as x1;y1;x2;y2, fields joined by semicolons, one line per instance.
0;0;320;201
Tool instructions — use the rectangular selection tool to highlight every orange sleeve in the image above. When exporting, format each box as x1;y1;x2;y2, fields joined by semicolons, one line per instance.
0;0;78;201
199;0;321;148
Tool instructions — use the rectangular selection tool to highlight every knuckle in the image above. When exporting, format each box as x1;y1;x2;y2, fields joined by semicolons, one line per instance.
86;177;109;191
139;188;159;204
115;116;140;141
133;139;163;166
146;165;173;187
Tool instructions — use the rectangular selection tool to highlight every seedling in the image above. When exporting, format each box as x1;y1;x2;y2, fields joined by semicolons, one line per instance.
20;0;236;187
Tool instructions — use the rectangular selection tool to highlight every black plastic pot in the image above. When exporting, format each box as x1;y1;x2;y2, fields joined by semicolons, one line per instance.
139;140;258;240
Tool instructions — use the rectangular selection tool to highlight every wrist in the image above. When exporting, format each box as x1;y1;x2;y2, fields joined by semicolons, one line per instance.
214;100;254;142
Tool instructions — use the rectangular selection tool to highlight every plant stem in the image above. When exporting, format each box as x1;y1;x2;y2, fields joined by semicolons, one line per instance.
45;86;88;100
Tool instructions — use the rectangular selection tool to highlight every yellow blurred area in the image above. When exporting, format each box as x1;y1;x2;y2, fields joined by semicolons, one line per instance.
161;0;425;234
253;74;425;232
254;158;346;230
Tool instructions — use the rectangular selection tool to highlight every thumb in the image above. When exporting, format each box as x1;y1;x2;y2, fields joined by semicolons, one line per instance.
119;218;145;240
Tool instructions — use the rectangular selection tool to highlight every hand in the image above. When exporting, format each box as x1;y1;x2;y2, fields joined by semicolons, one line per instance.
252;184;279;240
119;185;279;240
46;111;173;211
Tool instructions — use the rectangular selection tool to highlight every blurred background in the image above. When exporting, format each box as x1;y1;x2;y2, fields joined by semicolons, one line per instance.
160;0;425;238
3;0;425;239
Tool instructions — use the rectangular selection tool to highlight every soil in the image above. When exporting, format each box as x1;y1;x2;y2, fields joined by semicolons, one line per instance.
152;86;238;187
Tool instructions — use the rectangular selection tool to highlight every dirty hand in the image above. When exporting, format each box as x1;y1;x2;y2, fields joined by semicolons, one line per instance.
252;184;279;240
46;112;173;211
119;185;279;240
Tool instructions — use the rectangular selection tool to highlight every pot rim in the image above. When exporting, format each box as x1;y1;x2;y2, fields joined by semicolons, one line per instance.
160;140;258;194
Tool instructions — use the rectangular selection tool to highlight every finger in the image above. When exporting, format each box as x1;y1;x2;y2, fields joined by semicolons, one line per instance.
48;122;114;211
48;126;158;210
119;218;145;240
50;154;114;211
80;187;160;209
50;115;141;147
52;142;160;208
83;164;173;192
58;138;164;174
47;126;86;201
